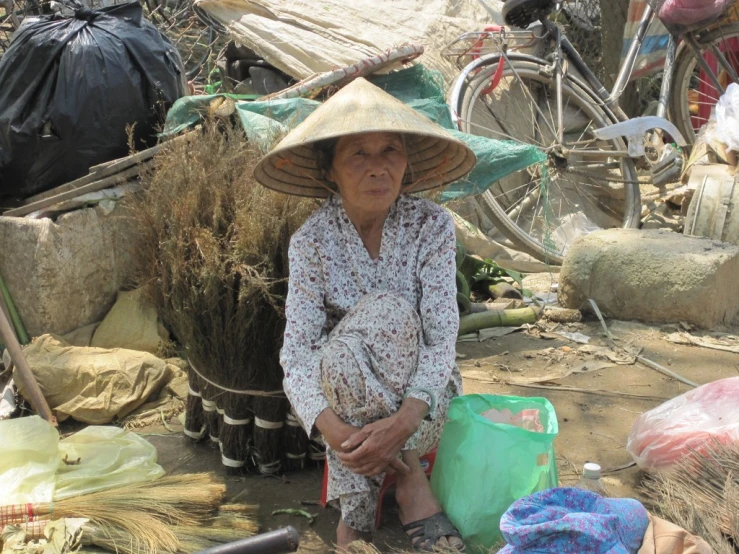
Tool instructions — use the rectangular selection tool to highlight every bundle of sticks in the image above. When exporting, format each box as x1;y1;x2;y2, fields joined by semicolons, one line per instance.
130;122;319;474
0;473;257;554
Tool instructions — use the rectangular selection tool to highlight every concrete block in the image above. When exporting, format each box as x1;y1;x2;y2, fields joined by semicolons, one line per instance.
0;205;134;337
558;229;739;329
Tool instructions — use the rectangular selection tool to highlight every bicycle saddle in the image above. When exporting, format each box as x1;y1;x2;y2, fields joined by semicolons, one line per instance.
502;0;556;28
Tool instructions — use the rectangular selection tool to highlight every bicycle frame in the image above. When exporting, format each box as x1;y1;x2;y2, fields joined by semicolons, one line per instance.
539;6;659;124
543;2;737;136
449;1;739;162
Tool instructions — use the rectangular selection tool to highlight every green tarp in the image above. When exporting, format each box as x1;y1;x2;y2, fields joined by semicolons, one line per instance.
163;65;545;202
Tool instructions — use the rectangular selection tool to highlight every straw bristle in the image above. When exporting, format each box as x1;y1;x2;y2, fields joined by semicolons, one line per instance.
642;440;739;554
48;473;226;527
218;503;259;514
128;121;314;391
2;474;256;554
82;520;179;554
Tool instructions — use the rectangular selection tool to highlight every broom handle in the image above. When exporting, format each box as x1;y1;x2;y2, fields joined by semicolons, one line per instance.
0;503;47;526
193;527;299;554
0;305;54;424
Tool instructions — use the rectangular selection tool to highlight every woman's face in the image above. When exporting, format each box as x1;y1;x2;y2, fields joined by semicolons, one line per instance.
328;132;408;217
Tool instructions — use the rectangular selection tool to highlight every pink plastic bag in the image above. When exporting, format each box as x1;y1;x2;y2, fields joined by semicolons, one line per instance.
627;377;739;471
658;0;730;27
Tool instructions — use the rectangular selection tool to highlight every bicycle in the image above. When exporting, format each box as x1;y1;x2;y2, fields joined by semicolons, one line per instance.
443;0;739;265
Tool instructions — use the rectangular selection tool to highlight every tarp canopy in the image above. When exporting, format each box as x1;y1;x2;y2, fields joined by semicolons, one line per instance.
163;64;545;203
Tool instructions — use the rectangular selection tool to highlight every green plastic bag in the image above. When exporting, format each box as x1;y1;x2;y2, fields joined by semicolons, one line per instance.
430;394;559;551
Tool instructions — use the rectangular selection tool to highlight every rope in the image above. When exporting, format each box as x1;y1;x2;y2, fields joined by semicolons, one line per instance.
255;417;284;430
184;426;206;440
223;415;252;426
257;459;282;475
286;412;302;427
188;359;285;397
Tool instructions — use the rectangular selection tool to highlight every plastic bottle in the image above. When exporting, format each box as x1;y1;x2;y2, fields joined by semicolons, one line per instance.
575;462;608;495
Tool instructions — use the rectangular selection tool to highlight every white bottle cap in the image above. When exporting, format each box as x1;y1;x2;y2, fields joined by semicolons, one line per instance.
583;462;601;479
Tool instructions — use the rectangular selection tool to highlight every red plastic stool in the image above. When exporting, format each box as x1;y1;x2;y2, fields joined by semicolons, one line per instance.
319;448;437;530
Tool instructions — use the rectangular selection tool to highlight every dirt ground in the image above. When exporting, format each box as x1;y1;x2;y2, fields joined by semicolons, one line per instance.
138;270;739;553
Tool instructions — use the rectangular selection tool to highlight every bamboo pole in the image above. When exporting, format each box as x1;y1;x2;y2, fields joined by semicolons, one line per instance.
488;282;523;300
0;272;29;344
0;305;54;423
458;307;540;336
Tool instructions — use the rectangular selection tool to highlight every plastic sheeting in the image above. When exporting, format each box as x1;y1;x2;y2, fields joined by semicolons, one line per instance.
0;416;164;505
14;335;187;424
163;65;546;203
627;376;739;471
55;426;164;500
0;416;61;504
193;0;502;85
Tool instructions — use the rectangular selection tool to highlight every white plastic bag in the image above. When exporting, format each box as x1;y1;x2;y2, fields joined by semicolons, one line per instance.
627;377;739;471
0;416;164;504
0;416;61;503
716;82;739;152
55;425;164;499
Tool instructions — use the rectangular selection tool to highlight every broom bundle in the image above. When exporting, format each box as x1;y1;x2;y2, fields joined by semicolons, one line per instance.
7;512;258;554
642;440;739;554
129;121;317;470
0;474;257;554
284;408;309;471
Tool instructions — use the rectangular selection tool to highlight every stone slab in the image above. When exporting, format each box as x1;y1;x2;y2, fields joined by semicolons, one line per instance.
558;229;739;329
0;204;134;337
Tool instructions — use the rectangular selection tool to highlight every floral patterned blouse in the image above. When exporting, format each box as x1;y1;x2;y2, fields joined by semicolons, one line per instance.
280;194;461;433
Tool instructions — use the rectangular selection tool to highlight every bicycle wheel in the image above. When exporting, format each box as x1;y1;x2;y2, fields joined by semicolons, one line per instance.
453;53;640;265
671;22;739;144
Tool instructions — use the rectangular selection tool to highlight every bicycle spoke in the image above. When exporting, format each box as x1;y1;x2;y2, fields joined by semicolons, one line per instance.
460;55;639;263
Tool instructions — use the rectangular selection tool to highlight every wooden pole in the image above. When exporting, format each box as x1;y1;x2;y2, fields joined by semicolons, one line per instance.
4;164;148;218
0;306;54;424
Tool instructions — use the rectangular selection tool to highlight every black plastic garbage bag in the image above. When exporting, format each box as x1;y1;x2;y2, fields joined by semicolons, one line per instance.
0;2;186;200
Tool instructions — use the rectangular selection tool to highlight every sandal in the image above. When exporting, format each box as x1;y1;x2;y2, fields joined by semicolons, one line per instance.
402;512;466;552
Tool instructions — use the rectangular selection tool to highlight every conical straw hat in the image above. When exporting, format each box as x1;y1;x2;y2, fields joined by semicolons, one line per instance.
254;77;476;197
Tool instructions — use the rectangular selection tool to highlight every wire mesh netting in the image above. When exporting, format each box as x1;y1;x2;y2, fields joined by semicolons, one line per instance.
557;0;665;115
557;0;606;81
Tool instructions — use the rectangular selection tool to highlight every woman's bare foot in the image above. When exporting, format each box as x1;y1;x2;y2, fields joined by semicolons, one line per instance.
336;518;372;551
395;450;464;550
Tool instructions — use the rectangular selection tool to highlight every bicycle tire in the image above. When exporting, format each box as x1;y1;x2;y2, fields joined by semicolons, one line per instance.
670;21;739;145
453;53;640;265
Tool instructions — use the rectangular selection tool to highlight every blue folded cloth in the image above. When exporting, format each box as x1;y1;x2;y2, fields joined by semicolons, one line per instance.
498;487;649;554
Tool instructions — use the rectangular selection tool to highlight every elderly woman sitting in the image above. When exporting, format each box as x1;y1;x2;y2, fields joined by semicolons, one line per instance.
255;78;476;551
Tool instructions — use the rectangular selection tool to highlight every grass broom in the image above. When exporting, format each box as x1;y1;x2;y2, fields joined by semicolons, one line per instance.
7;513;258;554
642;440;739;554
0;473;228;551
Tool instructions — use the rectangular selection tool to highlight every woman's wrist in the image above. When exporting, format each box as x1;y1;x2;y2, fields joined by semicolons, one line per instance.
395;398;428;439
